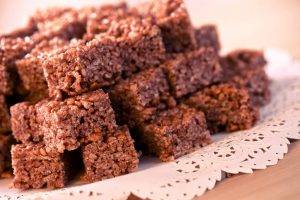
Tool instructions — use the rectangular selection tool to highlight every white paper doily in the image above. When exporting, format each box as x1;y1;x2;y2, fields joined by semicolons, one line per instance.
0;48;300;200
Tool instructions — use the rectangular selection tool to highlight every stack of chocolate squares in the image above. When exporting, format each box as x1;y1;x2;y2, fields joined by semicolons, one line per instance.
11;91;138;188
0;0;270;190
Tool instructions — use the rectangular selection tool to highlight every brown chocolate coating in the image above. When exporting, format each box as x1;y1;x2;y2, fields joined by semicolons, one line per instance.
185;84;259;133
16;38;69;99
82;126;139;182
12;143;68;189
163;48;222;98
148;0;197;53
220;50;270;106
139;106;211;162
195;25;221;53
43;37;122;99
11;90;117;152
110;67;176;127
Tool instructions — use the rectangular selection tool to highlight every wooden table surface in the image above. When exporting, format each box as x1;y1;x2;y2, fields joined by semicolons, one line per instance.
1;0;300;199
197;141;300;200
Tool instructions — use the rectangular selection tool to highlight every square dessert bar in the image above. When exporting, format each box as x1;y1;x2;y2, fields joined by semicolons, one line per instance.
85;2;134;35
29;7;75;27
0;37;37;94
0;95;11;134
195;25;221;53
185;84;259;133
16;38;69;99
110;67;176;127
220;49;267;78
39;90;118;152
11;90;117;152
28;7;86;41
105;17;166;77
229;69;270;107
139;105;211;162
162;48;222;98
12;143;69;189
10;15;86;97
0;37;36;68
0;14;84;71
0;36;43;96
1;8;85;83
10;101;44;144
35;10;86;41
43;36;122;99
0;135;13;176
82;126;139;183
220;50;270;106
147;0;197;53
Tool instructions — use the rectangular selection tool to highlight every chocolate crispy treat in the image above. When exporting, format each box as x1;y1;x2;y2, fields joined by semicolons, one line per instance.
195;25;221;53
28;7;86;40
147;0;196;53
38;90;118;152
12;143;69;189
185;84;258;133
85;2;133;35
162;48;221;98
16;38;69;98
0;95;11;134
10;101;44;144
220;49;267;78
0;34;64;96
139;106;211;162
1;10;85;85
0;37;37;95
220;50;270;106
29;7;75;26
4;14;87;96
0;135;13;176
36;10;86;40
1;18;85;70
105;17;166;77
11;90;117;152
229;69;270;107
82;126;139;183
0;37;36;68
43;36;122;99
110;67;176;127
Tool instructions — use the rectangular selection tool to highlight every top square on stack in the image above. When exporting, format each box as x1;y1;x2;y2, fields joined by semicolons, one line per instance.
138;0;197;53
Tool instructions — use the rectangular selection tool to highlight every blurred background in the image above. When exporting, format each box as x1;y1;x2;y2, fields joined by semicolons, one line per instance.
0;0;299;57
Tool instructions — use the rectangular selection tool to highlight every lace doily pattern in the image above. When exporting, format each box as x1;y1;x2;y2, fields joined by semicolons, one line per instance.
1;49;300;200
